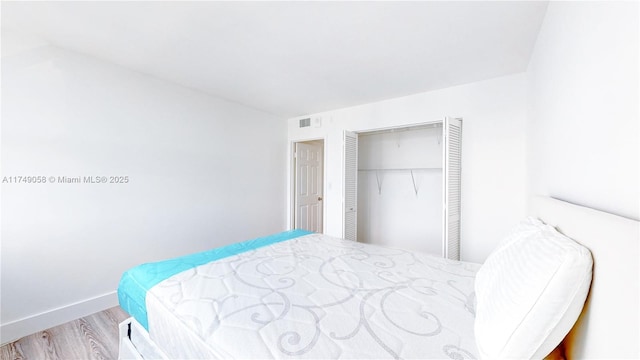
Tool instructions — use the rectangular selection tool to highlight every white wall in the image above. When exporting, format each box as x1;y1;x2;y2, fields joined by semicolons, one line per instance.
527;1;639;220
358;127;443;255
288;73;528;264
0;34;287;343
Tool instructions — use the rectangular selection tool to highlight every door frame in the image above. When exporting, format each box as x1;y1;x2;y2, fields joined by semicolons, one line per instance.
355;120;442;136
289;137;327;233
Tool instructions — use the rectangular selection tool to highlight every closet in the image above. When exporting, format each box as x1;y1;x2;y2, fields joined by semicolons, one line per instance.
343;117;461;260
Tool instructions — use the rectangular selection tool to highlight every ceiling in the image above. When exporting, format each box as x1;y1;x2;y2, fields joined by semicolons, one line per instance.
1;1;548;118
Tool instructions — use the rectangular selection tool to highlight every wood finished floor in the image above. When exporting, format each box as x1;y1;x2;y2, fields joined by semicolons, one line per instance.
0;307;128;360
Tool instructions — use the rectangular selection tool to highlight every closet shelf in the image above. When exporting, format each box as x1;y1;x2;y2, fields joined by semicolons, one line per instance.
358;167;442;171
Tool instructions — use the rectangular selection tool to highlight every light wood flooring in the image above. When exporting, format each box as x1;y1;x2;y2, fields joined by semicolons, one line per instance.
0;307;128;360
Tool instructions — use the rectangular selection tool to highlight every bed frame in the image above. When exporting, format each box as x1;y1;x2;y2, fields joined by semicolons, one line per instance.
530;196;639;359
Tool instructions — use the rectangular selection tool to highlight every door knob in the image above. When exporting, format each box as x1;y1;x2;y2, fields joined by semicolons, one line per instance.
318;196;323;201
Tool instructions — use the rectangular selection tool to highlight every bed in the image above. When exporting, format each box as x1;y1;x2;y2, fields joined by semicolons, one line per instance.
117;196;639;359
118;230;480;359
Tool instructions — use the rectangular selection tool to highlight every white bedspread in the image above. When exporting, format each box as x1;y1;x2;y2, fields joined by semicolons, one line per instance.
146;233;480;359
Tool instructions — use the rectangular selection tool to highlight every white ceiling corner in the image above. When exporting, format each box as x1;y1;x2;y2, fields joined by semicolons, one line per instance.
1;1;548;117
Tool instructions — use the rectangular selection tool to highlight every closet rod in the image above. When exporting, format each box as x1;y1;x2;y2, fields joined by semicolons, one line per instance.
362;168;438;196
358;167;442;171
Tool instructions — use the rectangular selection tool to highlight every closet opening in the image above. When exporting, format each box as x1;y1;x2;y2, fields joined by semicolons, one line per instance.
343;118;462;259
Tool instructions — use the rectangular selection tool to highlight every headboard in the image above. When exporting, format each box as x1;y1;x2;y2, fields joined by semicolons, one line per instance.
530;196;639;359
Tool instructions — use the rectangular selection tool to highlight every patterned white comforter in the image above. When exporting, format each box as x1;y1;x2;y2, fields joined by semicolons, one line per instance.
146;233;480;359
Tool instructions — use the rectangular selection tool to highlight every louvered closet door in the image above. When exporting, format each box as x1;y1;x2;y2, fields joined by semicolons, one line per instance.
443;117;462;260
344;131;358;241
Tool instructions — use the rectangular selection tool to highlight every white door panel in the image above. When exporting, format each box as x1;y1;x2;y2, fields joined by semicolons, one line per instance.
443;117;462;260
344;131;358;241
295;141;323;232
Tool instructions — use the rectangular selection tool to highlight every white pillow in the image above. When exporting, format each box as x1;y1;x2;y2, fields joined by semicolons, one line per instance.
474;217;593;359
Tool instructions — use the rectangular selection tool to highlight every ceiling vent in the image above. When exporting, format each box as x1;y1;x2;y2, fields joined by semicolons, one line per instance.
299;118;311;128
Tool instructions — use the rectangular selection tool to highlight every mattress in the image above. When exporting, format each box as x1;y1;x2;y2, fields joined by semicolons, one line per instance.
119;231;480;359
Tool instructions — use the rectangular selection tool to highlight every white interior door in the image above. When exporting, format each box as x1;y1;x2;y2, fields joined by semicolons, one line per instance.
443;117;462;260
344;131;358;241
295;141;323;232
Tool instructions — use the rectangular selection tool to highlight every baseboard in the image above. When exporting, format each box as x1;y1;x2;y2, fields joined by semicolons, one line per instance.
0;291;119;345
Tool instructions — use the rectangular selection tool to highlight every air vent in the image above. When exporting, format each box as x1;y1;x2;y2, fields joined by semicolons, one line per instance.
299;118;311;128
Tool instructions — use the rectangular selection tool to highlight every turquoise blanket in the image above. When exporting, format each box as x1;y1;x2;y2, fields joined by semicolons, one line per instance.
117;229;313;329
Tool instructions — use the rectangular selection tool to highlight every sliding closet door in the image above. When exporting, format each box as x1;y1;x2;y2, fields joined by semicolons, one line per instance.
443;117;462;260
344;131;358;241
